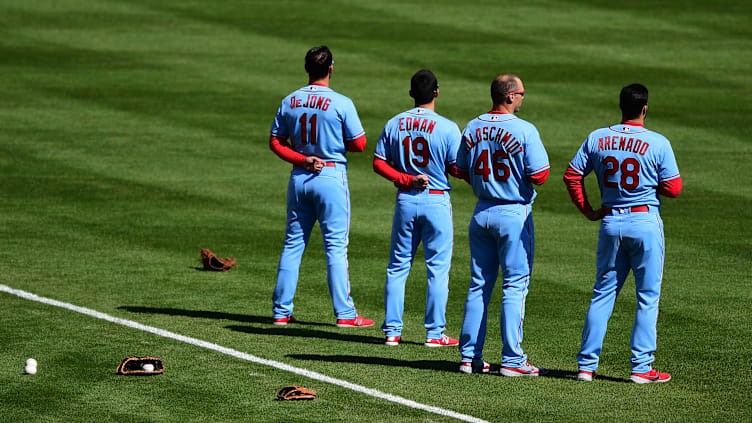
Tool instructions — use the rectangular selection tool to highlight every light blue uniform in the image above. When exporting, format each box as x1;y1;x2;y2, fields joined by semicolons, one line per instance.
270;84;365;320
374;107;462;339
569;122;680;374
457;112;549;368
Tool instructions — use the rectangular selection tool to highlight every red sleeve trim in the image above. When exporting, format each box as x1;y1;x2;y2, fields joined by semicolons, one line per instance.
447;163;471;184
528;168;549;185
345;134;367;152
373;157;413;188
269;136;306;167
563;166;594;216
658;176;683;198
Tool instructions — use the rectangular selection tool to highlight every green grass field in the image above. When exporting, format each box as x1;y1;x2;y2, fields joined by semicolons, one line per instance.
1;0;750;421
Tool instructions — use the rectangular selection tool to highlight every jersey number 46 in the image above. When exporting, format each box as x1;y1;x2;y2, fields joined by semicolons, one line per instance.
474;149;510;182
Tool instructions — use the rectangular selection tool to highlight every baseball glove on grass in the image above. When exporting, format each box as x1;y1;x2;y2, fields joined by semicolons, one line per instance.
201;248;236;272
276;385;317;401
116;356;165;376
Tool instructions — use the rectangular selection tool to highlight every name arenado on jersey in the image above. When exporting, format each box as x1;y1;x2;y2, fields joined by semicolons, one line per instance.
398;117;436;134
598;136;649;155
290;95;331;111
464;126;524;156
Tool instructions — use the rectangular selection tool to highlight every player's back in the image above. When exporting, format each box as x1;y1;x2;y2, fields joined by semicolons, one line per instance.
271;85;364;164
459;112;548;203
581;123;678;208
375;107;461;192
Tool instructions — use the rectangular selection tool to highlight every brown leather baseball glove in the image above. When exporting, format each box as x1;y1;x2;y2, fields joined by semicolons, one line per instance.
116;356;165;375
201;248;236;271
276;385;317;401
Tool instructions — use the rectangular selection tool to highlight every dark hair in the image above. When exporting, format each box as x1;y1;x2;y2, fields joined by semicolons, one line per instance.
305;46;333;80
410;69;438;105
619;83;649;119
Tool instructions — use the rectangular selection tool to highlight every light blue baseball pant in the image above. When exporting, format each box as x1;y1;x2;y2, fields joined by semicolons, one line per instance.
382;189;453;339
459;201;534;368
577;207;664;374
272;164;357;320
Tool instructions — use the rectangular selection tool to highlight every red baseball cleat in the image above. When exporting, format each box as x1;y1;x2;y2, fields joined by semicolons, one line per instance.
385;336;401;346
630;369;671;384
424;334;459;347
273;316;297;326
336;315;375;328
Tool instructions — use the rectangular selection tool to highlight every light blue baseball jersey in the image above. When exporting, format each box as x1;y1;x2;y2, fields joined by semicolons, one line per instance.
270;84;365;164
458;112;549;203
568;123;680;208
374;107;462;191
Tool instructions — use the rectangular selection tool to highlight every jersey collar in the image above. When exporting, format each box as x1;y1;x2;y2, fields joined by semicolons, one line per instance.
620;121;645;127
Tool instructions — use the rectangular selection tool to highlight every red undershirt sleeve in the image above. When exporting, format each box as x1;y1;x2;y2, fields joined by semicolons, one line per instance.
345;135;367;152
563;166;595;216
528;169;550;185
658;176;683;198
373;157;414;188
447;164;471;184
269;136;306;168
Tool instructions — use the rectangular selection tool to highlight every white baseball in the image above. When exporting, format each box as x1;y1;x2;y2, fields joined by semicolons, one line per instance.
26;358;37;367
24;365;37;375
142;363;155;372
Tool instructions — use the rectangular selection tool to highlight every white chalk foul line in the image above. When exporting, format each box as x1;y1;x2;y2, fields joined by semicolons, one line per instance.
1;284;489;423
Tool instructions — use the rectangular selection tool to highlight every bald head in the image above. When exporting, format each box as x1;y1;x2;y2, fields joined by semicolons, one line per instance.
491;74;522;105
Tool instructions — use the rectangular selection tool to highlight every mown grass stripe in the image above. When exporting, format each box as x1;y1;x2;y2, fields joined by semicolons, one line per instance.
0;284;489;423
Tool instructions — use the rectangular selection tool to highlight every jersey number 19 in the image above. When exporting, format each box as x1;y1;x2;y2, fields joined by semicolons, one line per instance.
402;135;429;168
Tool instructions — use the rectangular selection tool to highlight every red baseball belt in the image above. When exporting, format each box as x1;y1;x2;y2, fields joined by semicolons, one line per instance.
398;187;444;194
603;205;649;214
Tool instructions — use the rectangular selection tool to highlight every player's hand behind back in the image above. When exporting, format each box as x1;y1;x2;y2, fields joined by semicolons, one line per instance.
586;207;605;221
411;175;429;191
304;156;325;173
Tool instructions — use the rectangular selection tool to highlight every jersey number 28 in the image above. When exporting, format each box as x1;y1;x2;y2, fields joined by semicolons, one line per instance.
603;156;640;189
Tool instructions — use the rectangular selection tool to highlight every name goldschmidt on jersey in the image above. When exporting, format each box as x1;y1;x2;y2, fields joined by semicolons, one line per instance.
463;125;525;156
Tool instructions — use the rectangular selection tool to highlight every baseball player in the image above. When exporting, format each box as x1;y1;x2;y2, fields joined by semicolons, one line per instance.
564;83;682;383
268;46;374;328
457;74;550;376
373;70;466;347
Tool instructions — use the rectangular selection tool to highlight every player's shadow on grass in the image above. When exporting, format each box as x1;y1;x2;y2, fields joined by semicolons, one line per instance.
287;355;629;381
287;354;457;372
117;306;332;327
544;369;628;383
226;325;414;345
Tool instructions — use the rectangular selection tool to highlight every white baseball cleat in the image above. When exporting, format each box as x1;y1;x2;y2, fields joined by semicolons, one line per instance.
577;371;594;381
500;361;548;377
459;360;490;374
